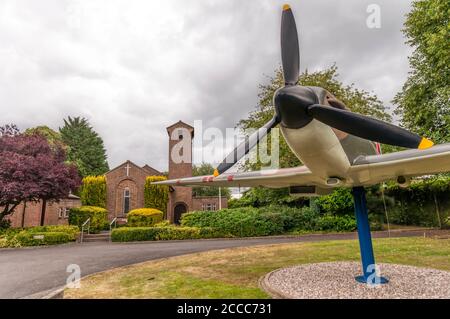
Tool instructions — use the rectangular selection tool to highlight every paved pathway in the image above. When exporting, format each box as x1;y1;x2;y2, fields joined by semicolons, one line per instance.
0;229;446;299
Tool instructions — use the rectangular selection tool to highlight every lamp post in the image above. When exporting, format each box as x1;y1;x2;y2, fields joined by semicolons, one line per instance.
219;187;222;210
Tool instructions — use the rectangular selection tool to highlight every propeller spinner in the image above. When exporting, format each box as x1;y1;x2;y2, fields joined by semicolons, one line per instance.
214;4;433;176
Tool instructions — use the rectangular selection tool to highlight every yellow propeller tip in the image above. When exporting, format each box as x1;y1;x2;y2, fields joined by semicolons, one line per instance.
418;137;434;149
213;169;219;177
283;4;290;11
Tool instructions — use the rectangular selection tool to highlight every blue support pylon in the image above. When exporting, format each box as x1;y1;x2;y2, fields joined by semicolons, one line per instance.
352;186;389;284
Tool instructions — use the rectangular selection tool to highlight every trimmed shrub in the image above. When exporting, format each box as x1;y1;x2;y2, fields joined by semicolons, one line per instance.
15;231;72;246
80;176;107;208
155;226;201;240
144;176;169;214
181;207;285;237
27;225;80;240
154;220;171;227
257;205;320;231
198;227;233;239
111;227;159;242
111;226;233;242
127;208;163;227
182;205;360;235
69;206;108;233
316;215;357;232
0;225;79;248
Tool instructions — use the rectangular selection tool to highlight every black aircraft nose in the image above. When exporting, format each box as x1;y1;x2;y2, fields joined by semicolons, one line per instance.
274;86;318;129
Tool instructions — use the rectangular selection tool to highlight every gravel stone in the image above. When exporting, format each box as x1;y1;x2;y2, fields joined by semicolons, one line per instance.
262;262;450;299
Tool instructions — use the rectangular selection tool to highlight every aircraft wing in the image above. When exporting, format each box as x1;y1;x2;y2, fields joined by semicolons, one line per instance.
154;143;450;189
349;143;450;185
153;166;321;188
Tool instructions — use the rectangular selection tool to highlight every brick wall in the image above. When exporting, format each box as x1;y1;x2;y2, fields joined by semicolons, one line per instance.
6;197;81;228
192;196;228;211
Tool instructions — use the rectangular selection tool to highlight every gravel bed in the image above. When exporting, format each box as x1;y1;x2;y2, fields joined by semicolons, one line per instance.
261;262;450;299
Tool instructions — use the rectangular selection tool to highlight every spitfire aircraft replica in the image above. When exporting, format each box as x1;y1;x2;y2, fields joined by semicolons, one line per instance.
156;5;450;284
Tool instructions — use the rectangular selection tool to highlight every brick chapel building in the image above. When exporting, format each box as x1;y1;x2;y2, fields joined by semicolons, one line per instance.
104;121;227;224
7;121;227;227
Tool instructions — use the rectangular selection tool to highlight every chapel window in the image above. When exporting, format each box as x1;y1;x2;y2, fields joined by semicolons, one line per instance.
59;207;69;219
123;188;131;214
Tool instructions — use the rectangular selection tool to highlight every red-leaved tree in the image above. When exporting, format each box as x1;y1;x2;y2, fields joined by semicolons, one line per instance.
0;134;81;226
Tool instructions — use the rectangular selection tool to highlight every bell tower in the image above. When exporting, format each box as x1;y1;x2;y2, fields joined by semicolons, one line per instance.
166;121;194;224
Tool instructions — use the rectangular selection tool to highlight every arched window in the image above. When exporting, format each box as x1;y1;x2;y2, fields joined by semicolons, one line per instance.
123;188;130;214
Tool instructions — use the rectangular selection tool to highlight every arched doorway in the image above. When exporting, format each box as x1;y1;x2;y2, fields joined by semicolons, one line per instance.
173;203;187;225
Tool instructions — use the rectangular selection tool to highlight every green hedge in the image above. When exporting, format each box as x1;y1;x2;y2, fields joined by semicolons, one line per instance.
127;208;163;227
111;226;232;242
26;225;80;240
110;205;360;242
80;176;107;208
144;176;169;214
15;231;72;246
316;215;357;232
383;176;450;227
181;208;270;237
0;225;79;248
315;188;354;216
181;205;360;236
181;206;308;237
69;206;108;233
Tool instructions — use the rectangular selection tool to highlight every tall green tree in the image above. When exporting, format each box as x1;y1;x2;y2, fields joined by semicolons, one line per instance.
239;65;392;169
192;162;231;198
59;117;109;177
394;0;450;143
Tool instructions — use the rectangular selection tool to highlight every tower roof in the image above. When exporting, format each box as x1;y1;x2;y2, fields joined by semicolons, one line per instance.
166;121;194;138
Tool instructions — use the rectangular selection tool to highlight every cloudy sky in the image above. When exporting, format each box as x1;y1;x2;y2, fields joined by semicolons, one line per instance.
0;0;413;172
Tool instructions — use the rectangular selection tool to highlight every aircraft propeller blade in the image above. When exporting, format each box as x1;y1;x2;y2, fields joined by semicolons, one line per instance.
307;104;434;149
214;116;280;176
281;4;300;86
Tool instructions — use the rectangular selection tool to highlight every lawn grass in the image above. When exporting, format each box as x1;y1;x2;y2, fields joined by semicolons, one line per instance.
64;237;450;299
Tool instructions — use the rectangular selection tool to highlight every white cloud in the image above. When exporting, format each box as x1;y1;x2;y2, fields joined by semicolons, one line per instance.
0;0;413;171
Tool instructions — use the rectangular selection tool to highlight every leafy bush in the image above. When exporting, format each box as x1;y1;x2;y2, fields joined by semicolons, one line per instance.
316;188;354;216
144;176;169;214
182;205;361;235
198;227;233;239
69;206;108;233
383;175;450;227
316;215;357;232
127;208;163;227
80;176;107;208
181;207;285;237
228;187;307;208
257;205;320;231
111;226;232;242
